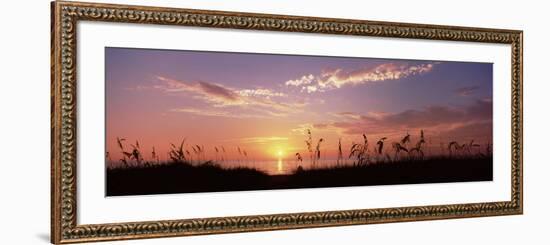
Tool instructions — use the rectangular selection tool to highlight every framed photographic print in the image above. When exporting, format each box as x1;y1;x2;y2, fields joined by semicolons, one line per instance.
51;0;523;243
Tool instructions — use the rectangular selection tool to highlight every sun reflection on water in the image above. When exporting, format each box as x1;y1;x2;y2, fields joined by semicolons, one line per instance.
277;158;283;174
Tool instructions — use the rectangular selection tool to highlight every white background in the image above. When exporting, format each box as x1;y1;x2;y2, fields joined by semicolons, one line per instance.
0;0;547;244
78;21;511;224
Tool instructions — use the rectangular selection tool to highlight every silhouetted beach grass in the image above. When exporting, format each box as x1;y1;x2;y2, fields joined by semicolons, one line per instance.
107;129;493;196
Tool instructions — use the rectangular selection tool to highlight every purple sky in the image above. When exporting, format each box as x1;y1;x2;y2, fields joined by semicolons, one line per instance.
106;47;493;164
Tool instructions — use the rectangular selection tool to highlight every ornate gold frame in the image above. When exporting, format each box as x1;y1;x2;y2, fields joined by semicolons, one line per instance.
51;1;523;243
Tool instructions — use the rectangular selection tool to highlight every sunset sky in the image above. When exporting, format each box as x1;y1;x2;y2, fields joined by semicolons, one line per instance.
106;47;493;166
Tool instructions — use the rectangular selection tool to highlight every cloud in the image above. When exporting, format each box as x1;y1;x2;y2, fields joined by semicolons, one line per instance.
123;85;152;91
238;88;286;98
170;108;268;119
304;86;318;93
285;74;315;86
291;123;314;135
313;123;329;129
156;76;304;116
170;108;230;117
316;100;492;137
331;111;391;121
455;86;480;96
156;76;243;106
224;136;289;144
331;112;362;120
443;121;493;142
285;62;437;93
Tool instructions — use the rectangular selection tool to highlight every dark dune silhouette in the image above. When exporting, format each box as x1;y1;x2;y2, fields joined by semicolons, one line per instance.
106;156;492;196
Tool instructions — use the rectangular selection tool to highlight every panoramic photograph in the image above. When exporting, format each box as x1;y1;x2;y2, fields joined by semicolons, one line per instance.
105;47;493;196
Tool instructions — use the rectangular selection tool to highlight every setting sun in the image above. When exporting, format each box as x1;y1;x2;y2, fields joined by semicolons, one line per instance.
266;144;287;159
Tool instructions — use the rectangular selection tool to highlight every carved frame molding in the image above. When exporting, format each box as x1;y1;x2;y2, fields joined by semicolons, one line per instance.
51;1;523;243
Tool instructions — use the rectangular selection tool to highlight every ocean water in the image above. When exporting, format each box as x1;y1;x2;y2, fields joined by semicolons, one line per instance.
220;158;349;175
107;158;351;175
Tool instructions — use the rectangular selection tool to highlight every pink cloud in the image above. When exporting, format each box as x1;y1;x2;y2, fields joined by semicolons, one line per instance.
331;112;362;120
223;136;289;144
304;100;492;146
169;108;268;119
156;76;304;117
156;76;244;106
